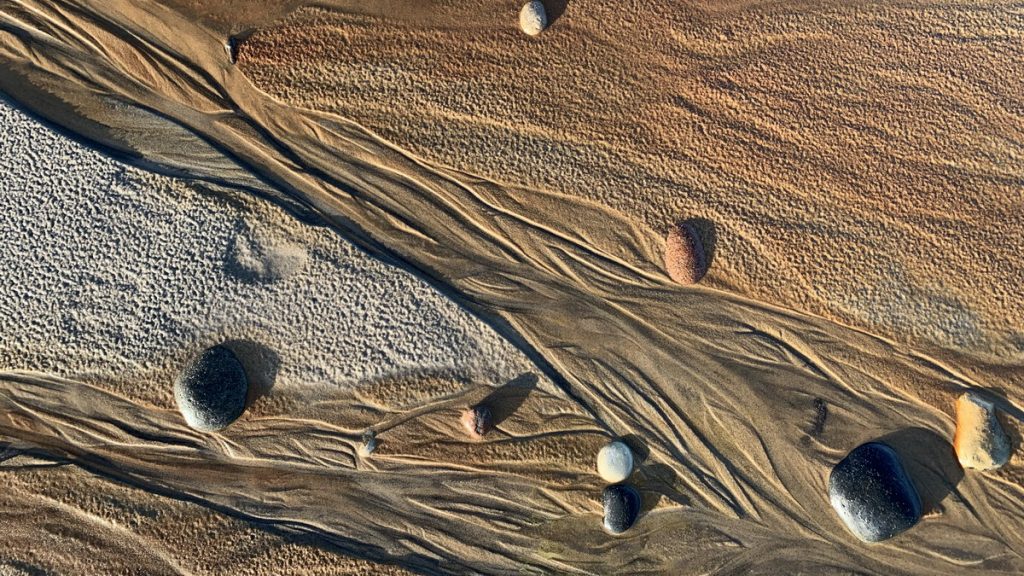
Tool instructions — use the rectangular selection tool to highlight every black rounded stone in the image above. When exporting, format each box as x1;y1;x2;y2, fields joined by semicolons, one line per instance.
174;345;248;431
829;441;922;543
602;483;641;535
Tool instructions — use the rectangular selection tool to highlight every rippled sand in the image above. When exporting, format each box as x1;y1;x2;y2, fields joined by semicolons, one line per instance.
1;0;1023;574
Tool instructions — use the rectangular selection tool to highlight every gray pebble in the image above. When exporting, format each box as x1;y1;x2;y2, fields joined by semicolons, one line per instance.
174;345;248;431
829;441;922;542
602;483;641;535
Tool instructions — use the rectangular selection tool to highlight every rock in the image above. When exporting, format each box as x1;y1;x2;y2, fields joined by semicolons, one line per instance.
954;392;1012;471
519;1;548;36
602;483;642;534
597;440;634;483
461;405;493;439
829;442;922;543
664;220;708;285
359;430;377;457
174;345;249;432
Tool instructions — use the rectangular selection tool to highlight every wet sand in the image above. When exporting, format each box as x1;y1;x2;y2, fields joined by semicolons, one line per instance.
1;0;1023;574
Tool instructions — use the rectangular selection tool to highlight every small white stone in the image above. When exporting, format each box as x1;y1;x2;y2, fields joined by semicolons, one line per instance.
519;1;548;36
597;441;634;483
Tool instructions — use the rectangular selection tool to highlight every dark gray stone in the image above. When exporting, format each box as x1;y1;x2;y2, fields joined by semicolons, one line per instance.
174;345;248;431
829;441;922;542
461;405;493;438
602;483;641;535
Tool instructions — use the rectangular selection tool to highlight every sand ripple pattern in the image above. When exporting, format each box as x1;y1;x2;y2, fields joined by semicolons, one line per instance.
1;1;1023;573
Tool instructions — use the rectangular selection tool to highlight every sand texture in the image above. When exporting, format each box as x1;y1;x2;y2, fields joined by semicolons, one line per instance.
1;0;1023;574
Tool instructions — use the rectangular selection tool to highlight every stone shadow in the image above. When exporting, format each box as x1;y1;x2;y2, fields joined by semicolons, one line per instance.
879;427;964;514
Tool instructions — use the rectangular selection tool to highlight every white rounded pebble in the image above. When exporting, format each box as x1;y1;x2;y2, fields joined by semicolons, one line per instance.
519;1;548;36
597;441;634;483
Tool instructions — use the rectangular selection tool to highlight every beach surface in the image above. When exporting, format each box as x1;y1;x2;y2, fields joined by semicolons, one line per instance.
1;0;1023;574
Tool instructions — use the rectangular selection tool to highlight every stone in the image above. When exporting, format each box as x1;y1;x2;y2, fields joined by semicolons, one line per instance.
519;1;548;36
664;220;708;285
602;483;641;534
461;405;493;439
597;440;634;483
359;430;377;457
829;442;922;543
174;345;249;431
954;392;1012;471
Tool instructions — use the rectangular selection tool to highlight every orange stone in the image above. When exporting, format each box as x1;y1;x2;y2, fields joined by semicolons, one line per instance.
664;221;708;285
954;392;1011;471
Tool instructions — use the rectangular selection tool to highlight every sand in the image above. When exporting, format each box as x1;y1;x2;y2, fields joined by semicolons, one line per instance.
1;0;1023;574
0;96;572;573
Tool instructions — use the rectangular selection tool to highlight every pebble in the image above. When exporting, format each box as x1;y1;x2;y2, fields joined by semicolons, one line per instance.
461;405;493;439
359;430;377;457
519;1;548;36
597;440;634;483
602;483;641;534
664;220;708;285
829;441;922;543
174;345;249;432
954;392;1011;471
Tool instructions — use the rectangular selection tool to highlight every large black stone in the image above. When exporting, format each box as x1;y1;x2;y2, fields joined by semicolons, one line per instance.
174;345;248;431
602;483;641;535
829;441;922;542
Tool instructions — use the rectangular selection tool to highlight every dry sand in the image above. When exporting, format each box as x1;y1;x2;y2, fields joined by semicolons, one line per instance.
1;0;1023;574
0;96;576;573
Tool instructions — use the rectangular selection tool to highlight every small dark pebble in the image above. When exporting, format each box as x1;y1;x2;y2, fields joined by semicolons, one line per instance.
461;405;493;439
602;483;641;535
174;345;249;432
829;441;922;543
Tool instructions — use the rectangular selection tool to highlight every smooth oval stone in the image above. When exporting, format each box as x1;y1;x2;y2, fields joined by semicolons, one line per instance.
461;405;493;439
174;345;248;432
954;392;1011;471
597;440;634;483
829;442;922;543
519;1;548;36
664;220;708;285
602;483;641;534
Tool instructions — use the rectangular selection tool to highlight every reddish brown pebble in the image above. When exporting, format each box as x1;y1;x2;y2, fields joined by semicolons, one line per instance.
664;220;708;285
461;405;493;439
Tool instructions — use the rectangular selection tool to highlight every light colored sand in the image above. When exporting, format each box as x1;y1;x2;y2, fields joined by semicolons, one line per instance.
0;97;543;408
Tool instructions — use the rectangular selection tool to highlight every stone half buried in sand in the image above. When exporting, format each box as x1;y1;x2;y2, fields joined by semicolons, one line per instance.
597;440;634;483
358;430;377;457
954;392;1012;471
174;345;249;432
829;442;922;543
519;1;548;36
602;483;642;535
461;405;493;439
664;220;708;285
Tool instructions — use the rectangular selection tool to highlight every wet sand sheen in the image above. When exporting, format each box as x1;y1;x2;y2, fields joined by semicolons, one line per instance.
0;0;1023;574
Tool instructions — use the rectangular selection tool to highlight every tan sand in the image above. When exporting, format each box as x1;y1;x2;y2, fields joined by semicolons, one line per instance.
0;0;1023;574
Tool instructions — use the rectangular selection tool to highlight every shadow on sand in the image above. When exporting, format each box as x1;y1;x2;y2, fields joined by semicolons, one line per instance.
475;372;539;428
221;339;281;408
879;427;964;514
